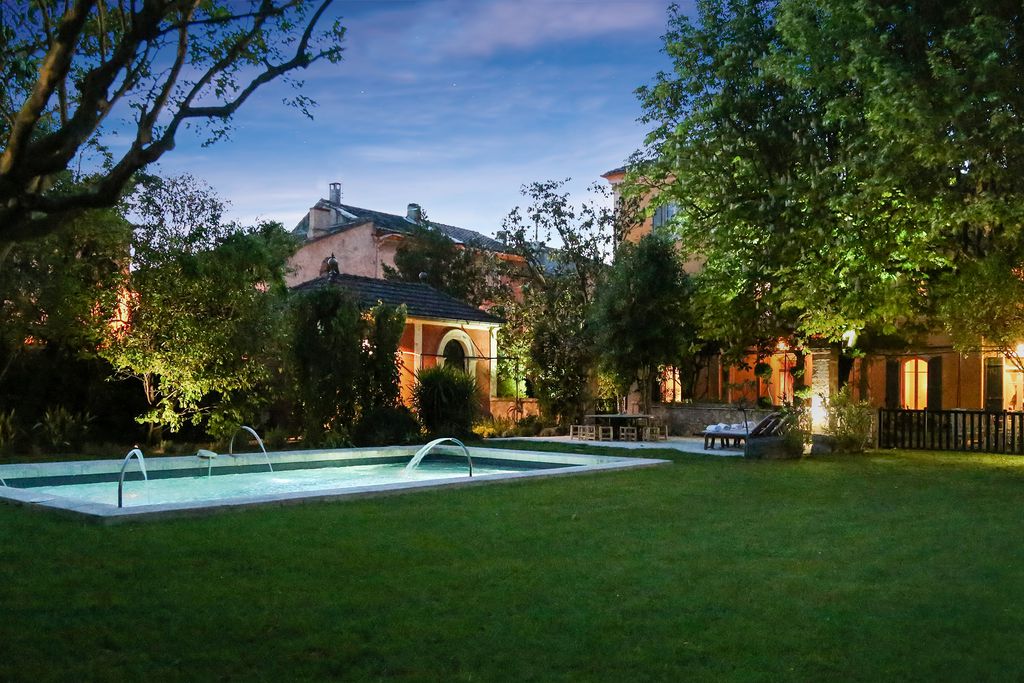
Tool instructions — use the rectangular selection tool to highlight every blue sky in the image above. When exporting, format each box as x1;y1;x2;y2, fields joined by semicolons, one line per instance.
156;0;678;237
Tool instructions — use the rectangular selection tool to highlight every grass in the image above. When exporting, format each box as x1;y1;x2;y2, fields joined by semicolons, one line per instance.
4;445;1024;680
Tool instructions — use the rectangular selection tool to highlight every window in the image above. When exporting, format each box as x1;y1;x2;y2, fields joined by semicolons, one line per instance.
902;358;928;410
652;203;678;229
442;339;467;372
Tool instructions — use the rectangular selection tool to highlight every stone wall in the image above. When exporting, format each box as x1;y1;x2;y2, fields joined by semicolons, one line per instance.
489;398;540;420
651;403;776;437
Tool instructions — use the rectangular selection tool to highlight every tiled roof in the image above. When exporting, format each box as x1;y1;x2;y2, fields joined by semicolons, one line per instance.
293;201;510;254
291;273;503;325
602;166;627;178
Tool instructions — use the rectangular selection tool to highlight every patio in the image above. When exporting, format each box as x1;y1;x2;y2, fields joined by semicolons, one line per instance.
495;435;745;456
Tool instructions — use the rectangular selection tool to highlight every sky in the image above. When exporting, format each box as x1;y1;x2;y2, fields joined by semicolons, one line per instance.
154;0;679;238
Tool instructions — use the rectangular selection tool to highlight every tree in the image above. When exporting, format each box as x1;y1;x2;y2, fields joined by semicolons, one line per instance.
0;0;344;243
383;218;493;306
497;180;617;423
634;0;1024;359
0;193;130;387
592;233;696;415
0;191;137;433
631;0;944;349
771;0;1024;356
99;175;296;439
290;287;406;445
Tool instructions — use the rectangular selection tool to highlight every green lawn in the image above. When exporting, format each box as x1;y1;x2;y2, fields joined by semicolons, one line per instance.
4;446;1024;681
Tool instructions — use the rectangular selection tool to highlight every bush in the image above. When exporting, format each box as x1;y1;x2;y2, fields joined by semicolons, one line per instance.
824;387;874;453
33;406;93;453
352;405;421;446
263;425;292;450
0;409;17;453
779;404;811;457
473;416;516;439
514;414;544;437
413;365;479;438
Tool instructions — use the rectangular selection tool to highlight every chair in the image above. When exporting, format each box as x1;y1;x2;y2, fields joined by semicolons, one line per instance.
569;425;584;440
619;425;638;441
644;421;668;442
582;425;597;441
741;413;794;459
597;425;614;441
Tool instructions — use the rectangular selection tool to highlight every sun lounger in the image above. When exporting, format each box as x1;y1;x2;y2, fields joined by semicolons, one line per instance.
702;420;758;449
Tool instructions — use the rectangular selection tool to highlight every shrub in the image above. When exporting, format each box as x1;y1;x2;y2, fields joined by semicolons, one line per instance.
413;365;479;438
263;426;292;450
779;404;811;457
33;407;93;453
514;414;544;437
0;409;17;453
352;405;421;446
824;387;874;453
473;416;516;439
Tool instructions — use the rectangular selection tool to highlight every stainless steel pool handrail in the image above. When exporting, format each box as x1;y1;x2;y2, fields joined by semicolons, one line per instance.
404;438;473;477
228;426;273;473
117;448;148;508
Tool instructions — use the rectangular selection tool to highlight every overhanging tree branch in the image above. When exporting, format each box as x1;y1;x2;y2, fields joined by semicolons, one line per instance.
0;0;344;244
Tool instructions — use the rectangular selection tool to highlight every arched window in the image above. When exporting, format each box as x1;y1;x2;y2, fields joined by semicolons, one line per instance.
902;358;928;410
443;339;467;372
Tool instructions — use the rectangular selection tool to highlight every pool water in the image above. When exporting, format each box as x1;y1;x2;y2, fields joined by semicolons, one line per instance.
30;461;521;508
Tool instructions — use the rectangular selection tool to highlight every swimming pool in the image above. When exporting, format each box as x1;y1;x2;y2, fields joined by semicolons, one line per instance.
0;444;669;523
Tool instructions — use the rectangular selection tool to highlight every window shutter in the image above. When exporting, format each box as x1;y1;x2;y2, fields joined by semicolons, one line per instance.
885;360;900;409
927;356;943;411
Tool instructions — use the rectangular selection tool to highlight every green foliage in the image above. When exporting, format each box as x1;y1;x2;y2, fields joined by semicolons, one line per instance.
497;179;618;423
937;248;1024;372
472;416;517;439
384;220;494;306
352;406;421;447
0;409;17;452
778;404;811;458
263;426;292;451
99;176;296;438
33;407;93;453
0;1;346;242
513;414;544;437
0;195;131;391
359;302;409;415
291;287;407;446
412;365;479;438
633;0;1024;350
592;232;696;414
823;387;875;454
291;288;363;443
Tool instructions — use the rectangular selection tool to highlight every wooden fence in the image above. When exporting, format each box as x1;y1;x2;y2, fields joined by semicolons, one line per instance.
877;408;1024;454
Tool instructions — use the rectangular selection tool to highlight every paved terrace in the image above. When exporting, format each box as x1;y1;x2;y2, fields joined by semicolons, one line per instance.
494;436;744;456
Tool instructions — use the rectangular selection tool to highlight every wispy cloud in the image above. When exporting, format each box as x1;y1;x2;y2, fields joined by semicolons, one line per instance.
154;0;676;236
431;0;667;58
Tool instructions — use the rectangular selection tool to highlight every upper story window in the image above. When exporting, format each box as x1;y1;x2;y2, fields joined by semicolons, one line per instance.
652;202;679;229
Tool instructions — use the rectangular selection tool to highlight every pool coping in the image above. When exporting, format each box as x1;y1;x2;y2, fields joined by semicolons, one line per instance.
0;446;670;524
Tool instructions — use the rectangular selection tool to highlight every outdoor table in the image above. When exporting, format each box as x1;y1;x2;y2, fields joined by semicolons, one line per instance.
584;414;654;440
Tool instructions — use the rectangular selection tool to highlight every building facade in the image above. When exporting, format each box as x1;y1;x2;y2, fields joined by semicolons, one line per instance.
287;185;511;416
